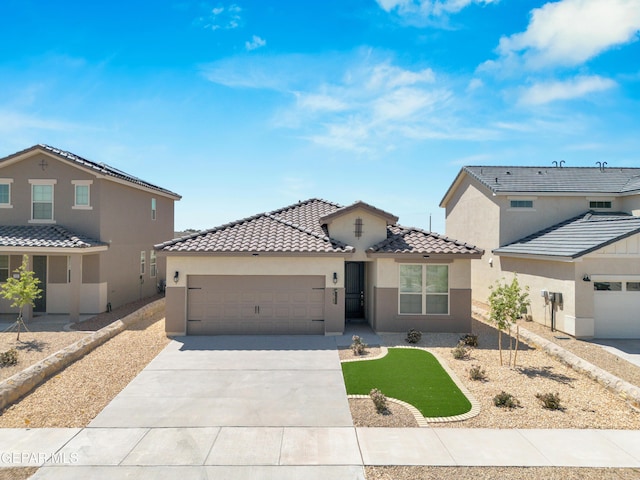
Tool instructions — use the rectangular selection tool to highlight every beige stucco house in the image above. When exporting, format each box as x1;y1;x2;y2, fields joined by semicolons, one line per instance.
441;165;640;339
157;198;482;336
0;144;181;321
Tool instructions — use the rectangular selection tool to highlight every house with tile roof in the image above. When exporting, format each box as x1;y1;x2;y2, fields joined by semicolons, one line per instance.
0;145;181;321
441;165;640;339
156;199;483;335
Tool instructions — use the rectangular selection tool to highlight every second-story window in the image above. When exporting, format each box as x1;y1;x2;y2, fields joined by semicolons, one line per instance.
589;201;612;209
0;179;13;208
29;180;56;222
151;198;157;220
510;200;534;208
72;180;92;209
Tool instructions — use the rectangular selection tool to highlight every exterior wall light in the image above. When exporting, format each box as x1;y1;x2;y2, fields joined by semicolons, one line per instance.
333;272;338;284
583;274;591;282
173;271;179;283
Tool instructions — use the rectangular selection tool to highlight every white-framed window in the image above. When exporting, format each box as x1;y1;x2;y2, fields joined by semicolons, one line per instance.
399;264;449;315
0;255;9;282
140;251;146;275
589;200;612;209
72;180;93;209
0;179;13;208
150;250;157;278
151;198;157;221
29;179;57;222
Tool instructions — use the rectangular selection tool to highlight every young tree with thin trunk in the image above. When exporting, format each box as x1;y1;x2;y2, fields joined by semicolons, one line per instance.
488;275;530;367
0;255;42;341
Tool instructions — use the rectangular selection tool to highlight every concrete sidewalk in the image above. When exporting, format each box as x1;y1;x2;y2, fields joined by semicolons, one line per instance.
1;426;639;479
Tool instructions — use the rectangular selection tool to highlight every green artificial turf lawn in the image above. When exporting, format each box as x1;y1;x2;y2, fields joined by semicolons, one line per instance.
342;348;472;417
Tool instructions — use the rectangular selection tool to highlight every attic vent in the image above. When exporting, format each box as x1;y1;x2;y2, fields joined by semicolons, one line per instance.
506;171;511;175
354;218;363;238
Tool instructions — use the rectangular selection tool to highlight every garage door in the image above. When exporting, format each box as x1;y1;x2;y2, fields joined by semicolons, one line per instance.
594;280;640;338
187;275;326;335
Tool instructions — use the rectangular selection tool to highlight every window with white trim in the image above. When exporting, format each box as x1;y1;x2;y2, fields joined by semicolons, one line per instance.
0;179;13;208
150;250;157;278
30;180;56;221
510;200;534;208
399;264;449;315
72;180;92;209
140;251;146;275
0;255;8;282
151;198;157;220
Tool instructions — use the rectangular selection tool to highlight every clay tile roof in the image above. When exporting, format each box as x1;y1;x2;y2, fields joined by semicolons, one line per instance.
367;225;483;256
494;211;640;259
0;225;107;249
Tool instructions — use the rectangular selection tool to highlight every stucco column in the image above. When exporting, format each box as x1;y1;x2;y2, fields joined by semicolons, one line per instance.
69;254;82;322
23;255;33;323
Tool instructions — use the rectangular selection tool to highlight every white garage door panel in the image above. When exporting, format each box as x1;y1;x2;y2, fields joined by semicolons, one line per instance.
187;275;325;335
594;291;640;338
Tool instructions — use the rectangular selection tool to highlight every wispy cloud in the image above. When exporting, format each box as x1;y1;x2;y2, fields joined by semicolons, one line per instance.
519;75;617;105
0;110;82;132
245;35;266;51
196;3;242;31
376;0;498;24
485;0;640;71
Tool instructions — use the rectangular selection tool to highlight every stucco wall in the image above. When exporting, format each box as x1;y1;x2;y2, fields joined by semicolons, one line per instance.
326;209;388;262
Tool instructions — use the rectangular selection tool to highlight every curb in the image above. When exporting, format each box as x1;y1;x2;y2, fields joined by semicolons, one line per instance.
0;298;165;411
472;307;640;409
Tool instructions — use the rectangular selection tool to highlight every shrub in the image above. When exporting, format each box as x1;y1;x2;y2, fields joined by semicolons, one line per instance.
405;328;422;344
493;391;520;409
0;348;18;367
370;388;389;414
536;392;562;410
351;335;367;355
460;333;478;347
451;341;470;360
468;364;487;381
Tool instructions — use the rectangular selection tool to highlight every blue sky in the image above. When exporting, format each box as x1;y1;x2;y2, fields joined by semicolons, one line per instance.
1;0;639;233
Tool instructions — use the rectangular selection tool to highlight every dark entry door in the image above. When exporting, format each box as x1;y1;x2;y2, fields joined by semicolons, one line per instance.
33;256;47;313
345;262;365;319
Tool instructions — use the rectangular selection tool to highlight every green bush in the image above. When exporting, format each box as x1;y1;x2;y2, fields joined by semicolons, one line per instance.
451;341;470;360
370;388;389;414
536;392;562;410
493;391;520;409
460;333;478;347
0;348;18;367
351;335;367;355
405;328;422;344
468;364;486;381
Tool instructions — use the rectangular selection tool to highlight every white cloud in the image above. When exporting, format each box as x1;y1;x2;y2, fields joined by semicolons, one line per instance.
245;35;266;51
519;75;617;105
496;0;640;69
197;3;242;31
376;0;497;20
0;110;80;132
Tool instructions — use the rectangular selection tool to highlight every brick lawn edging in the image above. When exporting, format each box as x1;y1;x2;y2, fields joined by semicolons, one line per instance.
0;298;165;411
472;307;640;409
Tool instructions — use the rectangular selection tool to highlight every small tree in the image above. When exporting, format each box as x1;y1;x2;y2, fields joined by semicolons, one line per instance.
0;255;42;341
488;275;530;367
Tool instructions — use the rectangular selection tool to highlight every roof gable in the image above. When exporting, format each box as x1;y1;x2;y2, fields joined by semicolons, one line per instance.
319;200;398;225
0;145;181;200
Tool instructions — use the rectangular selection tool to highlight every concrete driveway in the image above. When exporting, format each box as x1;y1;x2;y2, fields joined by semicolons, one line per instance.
589;338;640;368
90;335;354;428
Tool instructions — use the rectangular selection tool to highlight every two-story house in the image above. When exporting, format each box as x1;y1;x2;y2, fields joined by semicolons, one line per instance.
441;165;640;339
0;144;181;321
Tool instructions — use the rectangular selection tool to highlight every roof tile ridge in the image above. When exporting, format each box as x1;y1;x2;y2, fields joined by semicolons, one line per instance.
265;214;351;249
267;198;342;218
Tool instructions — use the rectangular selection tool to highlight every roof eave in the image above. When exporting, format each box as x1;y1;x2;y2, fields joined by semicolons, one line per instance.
0;245;109;254
366;252;483;260
156;250;354;257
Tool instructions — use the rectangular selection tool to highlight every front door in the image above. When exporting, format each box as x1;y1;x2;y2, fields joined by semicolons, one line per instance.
33;256;47;313
345;262;365;320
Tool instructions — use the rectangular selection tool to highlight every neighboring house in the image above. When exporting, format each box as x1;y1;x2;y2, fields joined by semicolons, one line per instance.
156;198;482;336
0;145;181;321
441;165;640;339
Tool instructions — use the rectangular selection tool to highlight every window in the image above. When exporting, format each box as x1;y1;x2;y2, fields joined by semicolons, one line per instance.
0;179;12;207
399;264;449;315
354;218;363;238
626;282;640;292
594;282;622;291
0;255;8;282
150;250;157;278
140;251;146;275
151;198;157;220
72;180;92;209
29;180;56;221
589;201;612;209
510;200;534;208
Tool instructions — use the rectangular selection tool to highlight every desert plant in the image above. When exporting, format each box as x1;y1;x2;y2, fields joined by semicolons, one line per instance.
0;255;42;341
0;348;18;367
468;364;486;381
351;335;367;355
493;391;520;409
536;392;562;410
405;328;422;344
451;341;470;360
488;275;530;367
460;333;478;347
369;388;389;414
